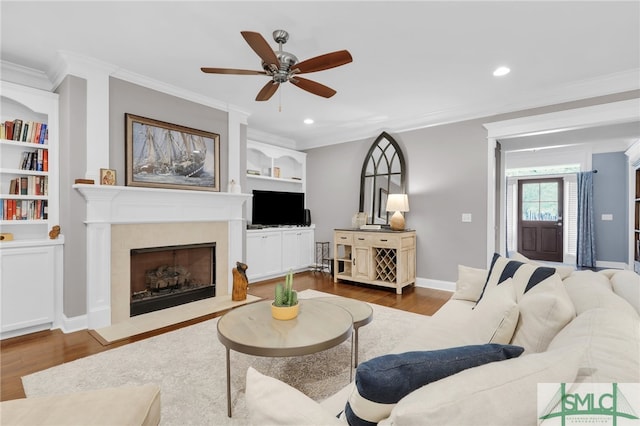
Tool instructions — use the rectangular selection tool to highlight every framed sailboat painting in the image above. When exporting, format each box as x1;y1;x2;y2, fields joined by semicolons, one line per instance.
125;113;220;192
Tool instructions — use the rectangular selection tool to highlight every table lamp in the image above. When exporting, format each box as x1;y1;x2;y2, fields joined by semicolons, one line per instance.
386;194;409;231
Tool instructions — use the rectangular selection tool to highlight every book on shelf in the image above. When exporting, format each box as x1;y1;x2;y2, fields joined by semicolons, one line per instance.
20;122;29;142
12;119;22;141
0;123;4;140
20;177;28;195
5;121;14;140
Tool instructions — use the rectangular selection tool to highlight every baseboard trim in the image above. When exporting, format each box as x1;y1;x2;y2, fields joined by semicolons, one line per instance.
415;277;455;292
595;261;629;270
60;314;88;334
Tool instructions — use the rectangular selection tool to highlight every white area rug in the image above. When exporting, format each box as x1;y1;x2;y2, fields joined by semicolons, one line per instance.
22;290;430;425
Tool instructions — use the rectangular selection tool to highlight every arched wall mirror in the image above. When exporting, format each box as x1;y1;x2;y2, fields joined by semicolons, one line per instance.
359;132;407;225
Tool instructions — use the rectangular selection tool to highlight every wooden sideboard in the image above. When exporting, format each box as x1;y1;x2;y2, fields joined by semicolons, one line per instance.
333;229;416;294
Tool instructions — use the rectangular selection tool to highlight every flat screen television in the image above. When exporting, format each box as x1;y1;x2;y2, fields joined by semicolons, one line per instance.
252;190;305;226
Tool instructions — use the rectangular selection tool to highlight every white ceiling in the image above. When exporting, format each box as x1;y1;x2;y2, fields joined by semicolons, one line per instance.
1;1;639;150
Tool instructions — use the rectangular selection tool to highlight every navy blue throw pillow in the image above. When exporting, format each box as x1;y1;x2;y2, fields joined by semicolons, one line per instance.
344;344;524;426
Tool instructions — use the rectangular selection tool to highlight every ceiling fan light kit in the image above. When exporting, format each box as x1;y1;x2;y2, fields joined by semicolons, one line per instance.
201;29;352;101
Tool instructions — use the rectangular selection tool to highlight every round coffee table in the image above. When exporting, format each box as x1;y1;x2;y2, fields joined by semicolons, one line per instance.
217;299;353;417
313;297;373;373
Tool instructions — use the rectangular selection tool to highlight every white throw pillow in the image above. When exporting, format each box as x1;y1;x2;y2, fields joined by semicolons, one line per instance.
245;367;341;426
382;347;584;426
510;251;574;279
471;278;520;344
510;273;576;353
452;265;488;302
480;253;559;303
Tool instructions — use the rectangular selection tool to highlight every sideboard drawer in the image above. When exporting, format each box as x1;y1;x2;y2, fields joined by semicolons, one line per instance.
335;232;353;245
369;234;401;248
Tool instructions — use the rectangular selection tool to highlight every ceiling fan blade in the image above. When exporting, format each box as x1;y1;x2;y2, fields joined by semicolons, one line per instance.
293;50;353;74
201;67;267;75
241;31;280;69
290;77;337;98
256;80;280;101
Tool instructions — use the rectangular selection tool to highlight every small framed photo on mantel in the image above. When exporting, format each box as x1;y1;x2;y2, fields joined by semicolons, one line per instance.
100;168;116;185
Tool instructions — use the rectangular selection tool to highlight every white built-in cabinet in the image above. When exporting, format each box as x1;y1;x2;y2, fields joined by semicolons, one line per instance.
246;227;315;281
245;140;313;281
0;81;63;339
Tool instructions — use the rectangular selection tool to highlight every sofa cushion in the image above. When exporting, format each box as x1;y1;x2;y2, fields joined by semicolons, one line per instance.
563;270;638;319
381;347;584;426
471;277;520;344
451;264;487;302
478;253;557;304
0;384;161;426
245;367;342;426
608;270;640;315
344;344;524;426
547;308;640;383
509;251;574;279
510;273;575;353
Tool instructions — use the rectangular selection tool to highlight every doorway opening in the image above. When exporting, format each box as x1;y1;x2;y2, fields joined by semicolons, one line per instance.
505;165;579;264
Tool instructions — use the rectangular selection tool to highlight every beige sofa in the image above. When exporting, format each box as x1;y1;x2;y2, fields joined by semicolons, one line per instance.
246;256;640;426
0;384;161;425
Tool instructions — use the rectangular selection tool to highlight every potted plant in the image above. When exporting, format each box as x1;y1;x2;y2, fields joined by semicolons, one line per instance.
271;270;299;320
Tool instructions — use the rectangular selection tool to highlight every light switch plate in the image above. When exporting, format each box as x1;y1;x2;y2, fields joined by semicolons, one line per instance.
462;213;472;223
601;214;613;221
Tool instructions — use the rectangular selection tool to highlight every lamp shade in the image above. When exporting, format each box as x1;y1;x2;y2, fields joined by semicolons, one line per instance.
386;194;409;212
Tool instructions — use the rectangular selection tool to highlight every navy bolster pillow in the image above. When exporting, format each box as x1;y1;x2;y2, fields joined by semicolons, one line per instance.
344;343;524;426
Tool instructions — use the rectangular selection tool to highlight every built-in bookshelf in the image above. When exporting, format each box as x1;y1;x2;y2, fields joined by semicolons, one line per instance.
246;140;306;187
0;81;62;339
0;82;57;240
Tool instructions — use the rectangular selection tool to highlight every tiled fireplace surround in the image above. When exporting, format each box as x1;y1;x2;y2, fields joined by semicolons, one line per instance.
76;185;250;329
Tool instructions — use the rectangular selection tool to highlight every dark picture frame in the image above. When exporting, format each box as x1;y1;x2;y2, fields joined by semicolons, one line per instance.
125;113;220;192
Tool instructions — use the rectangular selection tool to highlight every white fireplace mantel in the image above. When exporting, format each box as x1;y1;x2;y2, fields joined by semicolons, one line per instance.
74;184;251;329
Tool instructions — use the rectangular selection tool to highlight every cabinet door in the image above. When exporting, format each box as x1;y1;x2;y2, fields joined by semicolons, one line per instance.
246;232;282;280
1;246;55;333
353;246;371;280
282;229;314;271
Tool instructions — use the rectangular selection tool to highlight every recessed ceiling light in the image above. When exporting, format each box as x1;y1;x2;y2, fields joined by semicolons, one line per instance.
493;66;511;77
303;118;314;125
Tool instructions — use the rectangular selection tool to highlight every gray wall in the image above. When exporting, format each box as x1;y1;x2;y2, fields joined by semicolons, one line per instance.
593;152;628;263
57;75;88;317
305;91;640;283
109;78;229;187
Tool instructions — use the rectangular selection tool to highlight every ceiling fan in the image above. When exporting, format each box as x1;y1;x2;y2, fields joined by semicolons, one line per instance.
201;30;352;101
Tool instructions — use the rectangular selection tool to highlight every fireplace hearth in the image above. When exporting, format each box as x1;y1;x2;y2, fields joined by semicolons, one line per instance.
130;242;216;316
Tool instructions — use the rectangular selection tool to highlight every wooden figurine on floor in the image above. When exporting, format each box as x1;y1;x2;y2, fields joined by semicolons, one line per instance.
232;261;249;301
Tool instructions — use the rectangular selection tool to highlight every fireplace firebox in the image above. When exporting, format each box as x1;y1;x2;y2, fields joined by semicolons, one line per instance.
130;242;216;316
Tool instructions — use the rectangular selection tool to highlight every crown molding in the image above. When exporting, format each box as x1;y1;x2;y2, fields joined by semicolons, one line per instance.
45;51;251;120
247;128;297;150
1;61;53;91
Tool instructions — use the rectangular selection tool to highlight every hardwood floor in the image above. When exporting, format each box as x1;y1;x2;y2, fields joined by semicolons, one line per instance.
0;271;451;402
